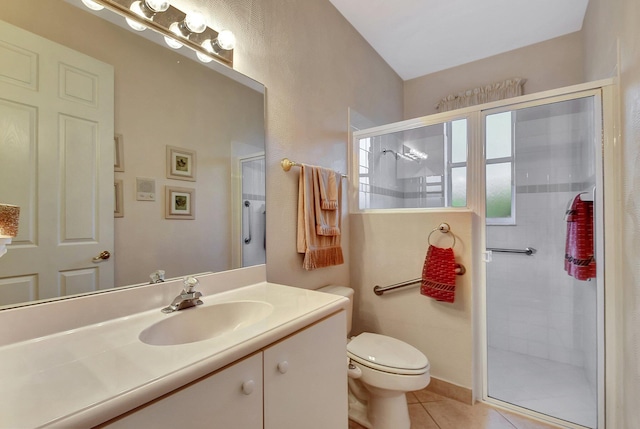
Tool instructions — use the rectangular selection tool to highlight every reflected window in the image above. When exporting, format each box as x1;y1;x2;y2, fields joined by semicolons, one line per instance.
355;118;468;210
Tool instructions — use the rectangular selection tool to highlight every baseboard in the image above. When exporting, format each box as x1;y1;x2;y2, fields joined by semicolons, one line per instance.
425;377;473;405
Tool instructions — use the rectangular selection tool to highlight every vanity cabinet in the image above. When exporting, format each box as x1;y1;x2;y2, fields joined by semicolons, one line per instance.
99;311;347;429
101;352;264;429
264;311;347;429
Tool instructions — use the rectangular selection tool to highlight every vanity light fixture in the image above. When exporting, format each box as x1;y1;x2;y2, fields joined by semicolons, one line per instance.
197;30;236;63
405;147;428;161
80;0;235;67
0;204;20;259
126;0;170;31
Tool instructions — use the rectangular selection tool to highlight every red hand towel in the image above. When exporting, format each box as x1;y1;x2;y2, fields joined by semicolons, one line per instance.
564;194;596;280
421;245;457;303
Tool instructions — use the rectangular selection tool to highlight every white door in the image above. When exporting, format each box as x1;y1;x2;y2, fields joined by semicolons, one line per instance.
0;20;114;306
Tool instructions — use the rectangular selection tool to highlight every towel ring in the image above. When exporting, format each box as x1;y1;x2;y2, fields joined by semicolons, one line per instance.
427;223;456;249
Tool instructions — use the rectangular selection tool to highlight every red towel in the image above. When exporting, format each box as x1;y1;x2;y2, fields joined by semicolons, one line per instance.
421;245;457;303
564;194;596;280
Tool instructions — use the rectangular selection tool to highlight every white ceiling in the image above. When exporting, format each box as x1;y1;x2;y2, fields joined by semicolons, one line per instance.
328;0;589;81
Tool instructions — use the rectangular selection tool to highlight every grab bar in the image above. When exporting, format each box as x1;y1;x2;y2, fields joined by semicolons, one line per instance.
243;200;252;244
487;247;536;255
374;278;421;296
374;263;466;296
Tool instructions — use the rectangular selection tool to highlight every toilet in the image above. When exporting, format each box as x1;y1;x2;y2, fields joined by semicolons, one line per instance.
318;286;430;429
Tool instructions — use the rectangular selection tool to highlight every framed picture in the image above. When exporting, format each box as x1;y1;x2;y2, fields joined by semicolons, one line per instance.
165;186;195;219
166;145;196;181
114;180;124;218
114;134;124;172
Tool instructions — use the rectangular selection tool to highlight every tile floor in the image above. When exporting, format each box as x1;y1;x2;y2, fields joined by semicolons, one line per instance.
488;347;597;428
348;388;561;429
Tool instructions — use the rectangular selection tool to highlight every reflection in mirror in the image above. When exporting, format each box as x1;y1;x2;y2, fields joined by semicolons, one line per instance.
0;0;266;309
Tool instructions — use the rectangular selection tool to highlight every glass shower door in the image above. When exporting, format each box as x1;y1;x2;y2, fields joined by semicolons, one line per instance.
484;95;601;428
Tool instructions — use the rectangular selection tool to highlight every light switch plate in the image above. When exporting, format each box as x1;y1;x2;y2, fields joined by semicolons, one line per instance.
136;177;156;201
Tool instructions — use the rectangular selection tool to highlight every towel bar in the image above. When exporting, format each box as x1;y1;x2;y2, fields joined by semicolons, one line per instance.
281;158;347;178
487;247;536;255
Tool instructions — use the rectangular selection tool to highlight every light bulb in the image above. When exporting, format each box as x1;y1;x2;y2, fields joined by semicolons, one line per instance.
81;0;104;11
184;11;207;33
164;35;182;49
127;1;147;31
197;40;214;62
201;39;214;53
145;0;170;12
216;30;236;50
164;22;183;48
196;51;213;63
126;17;147;31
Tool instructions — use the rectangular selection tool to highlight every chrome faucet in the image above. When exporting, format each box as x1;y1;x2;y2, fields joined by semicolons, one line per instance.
161;277;203;313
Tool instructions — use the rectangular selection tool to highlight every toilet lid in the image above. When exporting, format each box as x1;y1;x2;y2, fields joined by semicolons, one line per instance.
347;333;429;375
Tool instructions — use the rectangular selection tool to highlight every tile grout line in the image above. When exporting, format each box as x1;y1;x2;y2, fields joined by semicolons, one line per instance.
418;402;443;429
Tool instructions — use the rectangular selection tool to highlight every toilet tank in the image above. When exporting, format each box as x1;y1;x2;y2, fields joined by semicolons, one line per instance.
317;285;354;336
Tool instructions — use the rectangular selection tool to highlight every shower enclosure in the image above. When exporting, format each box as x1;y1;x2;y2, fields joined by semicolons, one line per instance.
483;95;601;429
352;84;607;428
232;154;266;268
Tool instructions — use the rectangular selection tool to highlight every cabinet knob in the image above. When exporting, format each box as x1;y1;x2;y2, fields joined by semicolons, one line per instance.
277;361;289;374
241;380;255;395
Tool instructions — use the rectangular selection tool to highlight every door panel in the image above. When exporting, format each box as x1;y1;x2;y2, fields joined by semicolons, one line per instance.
0;20;114;305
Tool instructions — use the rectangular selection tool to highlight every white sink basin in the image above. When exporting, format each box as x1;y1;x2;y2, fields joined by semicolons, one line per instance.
139;300;274;346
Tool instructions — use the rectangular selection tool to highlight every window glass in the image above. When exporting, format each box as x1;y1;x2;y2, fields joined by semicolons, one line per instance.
356;119;468;210
451;120;467;163
451;167;467;207
486;112;512;159
486;162;512;218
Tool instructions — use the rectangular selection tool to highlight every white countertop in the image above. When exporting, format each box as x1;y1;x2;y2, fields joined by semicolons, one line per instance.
0;282;346;428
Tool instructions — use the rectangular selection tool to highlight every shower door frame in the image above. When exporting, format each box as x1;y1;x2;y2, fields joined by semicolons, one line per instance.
470;81;620;429
231;152;266;269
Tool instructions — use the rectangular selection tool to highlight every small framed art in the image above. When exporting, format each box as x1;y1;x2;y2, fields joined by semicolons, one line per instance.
165;186;195;219
114;180;124;218
114;134;124;172
166;145;196;181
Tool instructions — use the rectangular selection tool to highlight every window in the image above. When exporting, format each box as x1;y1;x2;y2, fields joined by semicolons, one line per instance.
485;112;515;224
354;118;469;210
358;137;371;209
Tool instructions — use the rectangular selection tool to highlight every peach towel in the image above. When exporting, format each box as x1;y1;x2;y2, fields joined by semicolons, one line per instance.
314;168;341;236
297;165;344;270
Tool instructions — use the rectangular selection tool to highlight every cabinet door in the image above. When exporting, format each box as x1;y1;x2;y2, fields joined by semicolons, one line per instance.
264;312;348;429
102;353;263;429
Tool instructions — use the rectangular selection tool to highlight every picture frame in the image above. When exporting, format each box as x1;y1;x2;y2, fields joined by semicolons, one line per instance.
165;186;195;219
114;134;124;172
114;180;124;218
166;145;196;181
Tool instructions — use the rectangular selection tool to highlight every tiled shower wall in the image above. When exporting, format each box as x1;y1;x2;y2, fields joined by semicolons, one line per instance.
486;99;598;394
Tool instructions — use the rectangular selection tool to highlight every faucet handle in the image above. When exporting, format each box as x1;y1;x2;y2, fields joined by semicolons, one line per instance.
183;276;199;293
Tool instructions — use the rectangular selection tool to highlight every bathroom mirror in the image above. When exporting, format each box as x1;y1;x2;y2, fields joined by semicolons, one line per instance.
0;0;266;309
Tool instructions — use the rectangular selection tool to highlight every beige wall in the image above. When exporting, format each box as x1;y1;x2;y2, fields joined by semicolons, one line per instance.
2;1;265;286
350;211;475;388
583;0;640;425
190;0;405;289
404;32;585;118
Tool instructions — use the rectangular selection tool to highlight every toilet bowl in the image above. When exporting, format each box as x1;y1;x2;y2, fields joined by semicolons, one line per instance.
318;286;430;429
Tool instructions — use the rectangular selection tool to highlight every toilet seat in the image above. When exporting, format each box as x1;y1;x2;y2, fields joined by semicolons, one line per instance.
347;333;429;375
